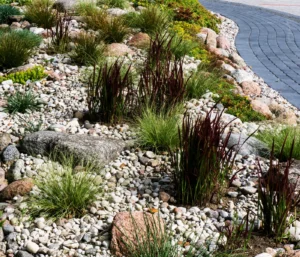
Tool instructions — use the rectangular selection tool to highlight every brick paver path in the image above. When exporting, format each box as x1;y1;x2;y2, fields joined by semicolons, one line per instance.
200;0;300;108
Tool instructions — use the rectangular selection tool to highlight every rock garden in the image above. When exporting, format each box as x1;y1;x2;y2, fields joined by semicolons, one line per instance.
0;0;299;256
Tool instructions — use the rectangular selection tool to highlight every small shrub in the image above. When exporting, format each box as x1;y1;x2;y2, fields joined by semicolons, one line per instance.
0;30;42;69
256;126;300;161
171;110;235;206
84;9;129;43
136;106;181;151
71;32;105;65
87;60;134;123
217;94;266;122
0;5;21;24
25;0;56;29
0;66;47;84
125;6;170;35
4;91;41;114
28;156;100;219
139;35;187;113
257;140;300;241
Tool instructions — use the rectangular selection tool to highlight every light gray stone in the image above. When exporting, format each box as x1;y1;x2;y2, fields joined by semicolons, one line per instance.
26;241;39;254
21;131;127;167
2;145;20;162
223;133;269;157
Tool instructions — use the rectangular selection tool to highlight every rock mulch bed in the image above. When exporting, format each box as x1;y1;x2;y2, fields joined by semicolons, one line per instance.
0;4;299;257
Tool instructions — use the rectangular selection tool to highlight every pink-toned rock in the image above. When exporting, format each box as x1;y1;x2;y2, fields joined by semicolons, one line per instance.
128;32;150;49
241;81;261;96
111;212;164;257
207;46;227;57
201;28;217;48
105;43;135;57
10;22;21;29
45;70;62;81
217;36;230;50
9;64;36;73
251;99;272;118
196;33;207;44
0;178;34;200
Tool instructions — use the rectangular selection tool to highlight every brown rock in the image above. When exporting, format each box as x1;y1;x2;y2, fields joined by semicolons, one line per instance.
45;70;62;81
217;36;230;50
128;32;150;49
105;43;135;57
21;20;30;29
159;191;170;202
251;99;272;118
0;133;11;152
240;81;261;96
9;64;36;73
269;103;297;125
111;211;164;257
9;15;24;22
0;178;34;200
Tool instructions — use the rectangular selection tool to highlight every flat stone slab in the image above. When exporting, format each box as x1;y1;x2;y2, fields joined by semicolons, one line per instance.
21;131;127;167
201;0;300;109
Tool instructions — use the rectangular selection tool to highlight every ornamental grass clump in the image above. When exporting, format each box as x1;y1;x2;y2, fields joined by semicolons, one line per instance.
256;126;300;161
0;30;42;69
136;106;181;151
0;5;21;24
171;110;235;206
4;91;41;114
257;139;300;241
71;32;105;66
125;6;170;35
25;0;56;29
139;35;188;113
87;60;134;123
28;155;100;219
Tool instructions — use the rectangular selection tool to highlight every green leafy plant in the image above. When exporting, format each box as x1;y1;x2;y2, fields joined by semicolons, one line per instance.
171;109;235;206
25;0;56;29
257;139;300;242
28;155;100;219
169;34;198;59
4;91;41;114
256;126;300;161
71;32;105;65
0;5;21;24
0;30;42;69
125;6;170;35
87;60;134;123
136;106;181;151
0;66;46;84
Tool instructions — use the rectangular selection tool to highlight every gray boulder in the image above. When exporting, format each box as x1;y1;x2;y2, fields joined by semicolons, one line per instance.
16;251;34;257
21;131;127;167
2;145;20;162
223;133;269;157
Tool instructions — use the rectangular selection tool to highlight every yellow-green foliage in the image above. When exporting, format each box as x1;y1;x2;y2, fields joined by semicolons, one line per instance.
171;21;202;41
0;66;47;84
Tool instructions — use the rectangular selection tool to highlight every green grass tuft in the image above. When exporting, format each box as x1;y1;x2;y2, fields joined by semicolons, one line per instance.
0;5;21;24
0;30;42;69
256;126;300;161
4;91;41;114
136;107;181;151
28;155;101;219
